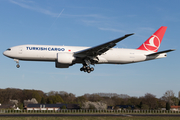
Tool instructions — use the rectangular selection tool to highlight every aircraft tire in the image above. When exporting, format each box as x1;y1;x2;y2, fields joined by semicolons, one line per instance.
16;64;20;68
90;67;94;71
87;70;91;73
87;66;90;70
84;69;87;72
80;68;83;71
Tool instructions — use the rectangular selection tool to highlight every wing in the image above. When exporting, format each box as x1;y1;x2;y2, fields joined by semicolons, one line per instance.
146;49;175;56
74;33;134;58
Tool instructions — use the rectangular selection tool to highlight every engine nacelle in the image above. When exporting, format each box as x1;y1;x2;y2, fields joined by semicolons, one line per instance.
56;52;75;68
56;62;70;68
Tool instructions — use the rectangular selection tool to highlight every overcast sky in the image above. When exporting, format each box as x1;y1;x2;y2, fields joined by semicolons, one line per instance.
0;0;179;98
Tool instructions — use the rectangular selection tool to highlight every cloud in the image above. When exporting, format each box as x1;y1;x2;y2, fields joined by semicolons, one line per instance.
139;27;155;31
9;0;58;17
98;28;126;33
81;20;101;26
64;14;125;33
63;14;110;26
9;1;126;33
63;14;107;19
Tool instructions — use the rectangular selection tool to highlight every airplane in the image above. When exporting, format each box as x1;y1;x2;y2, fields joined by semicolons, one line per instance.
3;26;175;73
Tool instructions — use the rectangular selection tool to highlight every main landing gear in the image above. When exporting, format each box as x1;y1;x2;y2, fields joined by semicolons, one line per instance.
14;59;20;68
80;65;94;73
80;58;97;73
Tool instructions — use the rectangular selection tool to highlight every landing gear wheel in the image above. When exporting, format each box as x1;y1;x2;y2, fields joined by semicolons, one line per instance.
87;69;91;73
84;68;87;72
90;67;94;71
16;64;20;68
87;66;90;70
80;68;83;71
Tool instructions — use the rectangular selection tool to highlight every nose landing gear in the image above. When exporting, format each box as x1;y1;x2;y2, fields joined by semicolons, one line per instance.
16;64;20;68
14;59;20;68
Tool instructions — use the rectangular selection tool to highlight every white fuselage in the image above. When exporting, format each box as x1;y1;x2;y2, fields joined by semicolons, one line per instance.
3;45;166;65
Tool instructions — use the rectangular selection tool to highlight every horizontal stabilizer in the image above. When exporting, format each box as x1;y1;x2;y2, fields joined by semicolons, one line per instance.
146;49;175;56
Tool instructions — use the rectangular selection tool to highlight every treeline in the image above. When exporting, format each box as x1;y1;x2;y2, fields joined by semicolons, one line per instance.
0;88;179;110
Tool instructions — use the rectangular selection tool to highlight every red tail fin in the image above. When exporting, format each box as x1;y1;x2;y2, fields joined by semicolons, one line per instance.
137;26;167;52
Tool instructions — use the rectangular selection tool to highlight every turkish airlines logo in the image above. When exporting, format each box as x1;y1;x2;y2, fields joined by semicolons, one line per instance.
143;35;160;51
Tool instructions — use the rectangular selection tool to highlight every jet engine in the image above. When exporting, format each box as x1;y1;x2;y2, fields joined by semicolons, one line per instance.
56;52;75;68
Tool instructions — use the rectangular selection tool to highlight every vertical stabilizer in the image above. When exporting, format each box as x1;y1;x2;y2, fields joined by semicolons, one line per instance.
137;26;167;52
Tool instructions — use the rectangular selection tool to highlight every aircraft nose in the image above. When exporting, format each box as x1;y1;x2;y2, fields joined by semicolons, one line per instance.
3;51;6;55
3;51;9;57
3;51;6;56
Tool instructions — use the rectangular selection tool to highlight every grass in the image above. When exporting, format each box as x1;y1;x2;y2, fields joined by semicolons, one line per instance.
0;117;180;120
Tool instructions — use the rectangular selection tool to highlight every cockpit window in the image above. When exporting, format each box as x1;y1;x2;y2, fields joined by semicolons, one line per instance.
6;48;11;51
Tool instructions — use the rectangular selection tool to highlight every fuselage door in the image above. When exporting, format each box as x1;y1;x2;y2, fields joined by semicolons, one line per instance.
19;47;23;54
130;52;135;62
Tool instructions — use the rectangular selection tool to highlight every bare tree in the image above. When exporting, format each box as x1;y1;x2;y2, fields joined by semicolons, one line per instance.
161;90;175;106
141;93;158;110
